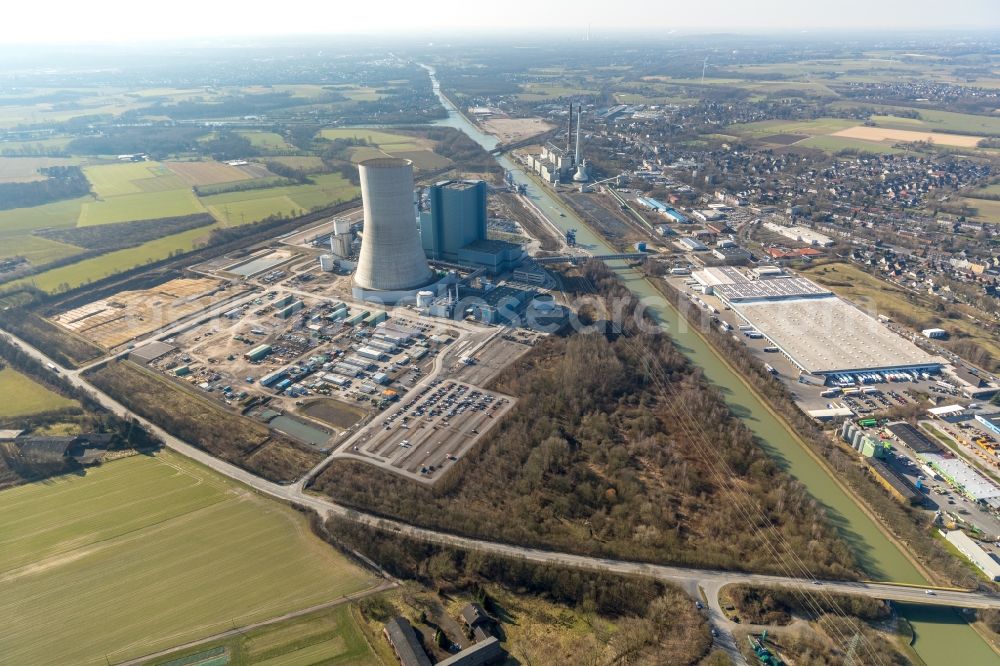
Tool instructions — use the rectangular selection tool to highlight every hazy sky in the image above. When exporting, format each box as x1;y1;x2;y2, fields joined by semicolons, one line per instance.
5;0;999;43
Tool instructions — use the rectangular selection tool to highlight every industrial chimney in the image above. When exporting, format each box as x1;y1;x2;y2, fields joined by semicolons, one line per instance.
353;158;433;292
565;103;573;154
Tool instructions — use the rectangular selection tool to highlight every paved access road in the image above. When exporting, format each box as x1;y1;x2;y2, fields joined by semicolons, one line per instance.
5;329;1000;616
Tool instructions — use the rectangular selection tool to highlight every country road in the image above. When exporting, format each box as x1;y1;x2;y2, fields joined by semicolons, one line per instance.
4;328;1000;626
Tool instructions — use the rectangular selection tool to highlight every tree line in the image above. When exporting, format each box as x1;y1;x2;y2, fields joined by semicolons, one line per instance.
0;166;90;211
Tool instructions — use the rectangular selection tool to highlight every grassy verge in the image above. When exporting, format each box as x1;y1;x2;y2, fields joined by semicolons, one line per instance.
0;366;77;419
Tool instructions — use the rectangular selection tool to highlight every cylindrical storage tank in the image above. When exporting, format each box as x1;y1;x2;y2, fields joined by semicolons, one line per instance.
333;217;352;235
416;290;435;308
319;254;335;272
353;158;432;291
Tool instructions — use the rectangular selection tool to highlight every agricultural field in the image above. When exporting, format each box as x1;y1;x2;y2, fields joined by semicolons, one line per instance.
74;161;205;226
264;156;326;171
236;130;295;152
0;156;80;183
0;196;87;236
850;107;1000;137
17;225;215;293
165;159;260;186
962;197;1000;223
795;135;904;154
0;234;82;265
79;188;205;226
0;136;74;156
830;125;982;148
728;117;857;139
145;604;381;666
0;367;77;419
727;115;988;152
517;82;599;100
319;128;424;152
318;128;451;170
0;452;377;665
200;172;358;224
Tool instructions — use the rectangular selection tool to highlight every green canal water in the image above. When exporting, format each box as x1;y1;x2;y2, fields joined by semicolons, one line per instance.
425;66;999;664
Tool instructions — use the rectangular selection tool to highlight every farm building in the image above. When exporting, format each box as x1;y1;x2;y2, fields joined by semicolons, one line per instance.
437;637;506;666
383;617;431;666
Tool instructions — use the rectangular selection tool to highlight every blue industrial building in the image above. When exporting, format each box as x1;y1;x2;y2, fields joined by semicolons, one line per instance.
420;180;488;262
976;414;1000;437
419;179;522;273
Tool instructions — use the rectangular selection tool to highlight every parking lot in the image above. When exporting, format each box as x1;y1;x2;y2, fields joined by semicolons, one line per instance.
344;379;515;482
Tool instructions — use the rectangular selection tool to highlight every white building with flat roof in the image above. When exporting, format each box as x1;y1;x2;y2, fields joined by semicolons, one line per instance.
763;221;834;247
733;296;941;376
942;530;1000;581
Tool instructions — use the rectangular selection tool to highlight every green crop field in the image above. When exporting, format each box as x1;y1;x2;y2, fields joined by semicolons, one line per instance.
149;604;381;666
262;156;325;171
76;162;206;226
236;130;294;151
17;225;215;293
871;109;1000;136
0;136;73;156
795;135;905;154
78;188;205;226
0;367;77;419
8;172;356;292
727;117;857;138
517;82;598;100
205;194;302;225
0;234;82;265
0;157;80;183
392;149;453;170
318;128;423;152
971;184;1000;196
963;197;1000;223
83;162;179;197
201;173;358;224
0;452;377;665
0;196;87;236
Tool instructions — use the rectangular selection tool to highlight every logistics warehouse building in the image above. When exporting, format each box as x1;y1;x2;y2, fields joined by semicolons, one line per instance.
692;267;943;379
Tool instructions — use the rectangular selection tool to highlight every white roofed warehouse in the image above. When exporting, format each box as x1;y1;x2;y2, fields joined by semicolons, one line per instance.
692;266;943;380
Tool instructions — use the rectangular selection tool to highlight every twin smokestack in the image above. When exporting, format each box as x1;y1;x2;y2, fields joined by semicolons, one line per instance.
566;102;582;165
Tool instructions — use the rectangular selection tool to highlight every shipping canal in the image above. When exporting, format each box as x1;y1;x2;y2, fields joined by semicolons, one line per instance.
424;64;999;664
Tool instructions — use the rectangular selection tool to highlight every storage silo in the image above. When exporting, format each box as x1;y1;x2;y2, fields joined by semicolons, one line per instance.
319;254;336;272
416;290;435;308
353;158;432;292
330;217;353;258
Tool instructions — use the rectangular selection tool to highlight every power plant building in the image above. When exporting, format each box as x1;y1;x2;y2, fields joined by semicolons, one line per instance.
420;180;488;261
530;103;587;184
419;179;522;274
353;158;434;302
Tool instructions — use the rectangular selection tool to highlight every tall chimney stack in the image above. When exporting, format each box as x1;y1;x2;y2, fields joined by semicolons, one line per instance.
566;103;573;154
575;108;582;165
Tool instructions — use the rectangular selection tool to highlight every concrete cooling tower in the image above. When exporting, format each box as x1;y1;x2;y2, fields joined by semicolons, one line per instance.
353;158;433;292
